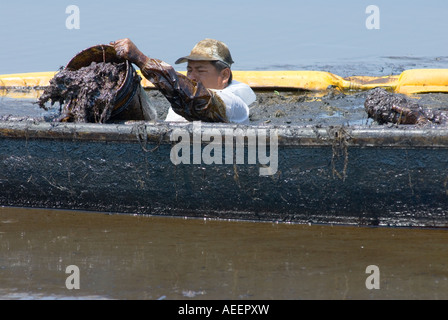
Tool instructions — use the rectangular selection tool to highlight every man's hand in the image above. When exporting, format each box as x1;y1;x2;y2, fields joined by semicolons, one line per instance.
110;38;147;67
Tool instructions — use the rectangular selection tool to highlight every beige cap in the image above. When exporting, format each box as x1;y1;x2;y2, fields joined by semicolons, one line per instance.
175;39;234;67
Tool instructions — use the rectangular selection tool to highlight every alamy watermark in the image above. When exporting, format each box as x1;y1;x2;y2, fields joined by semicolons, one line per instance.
66;5;80;30
65;265;80;290
170;122;278;176
365;265;380;290
365;5;380;30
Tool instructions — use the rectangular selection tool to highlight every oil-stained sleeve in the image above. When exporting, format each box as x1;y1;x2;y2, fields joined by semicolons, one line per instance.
138;58;229;123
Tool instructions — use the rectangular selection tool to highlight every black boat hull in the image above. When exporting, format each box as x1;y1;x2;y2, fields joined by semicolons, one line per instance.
1;121;448;227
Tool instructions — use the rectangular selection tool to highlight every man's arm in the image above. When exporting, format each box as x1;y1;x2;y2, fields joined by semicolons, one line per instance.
111;39;228;122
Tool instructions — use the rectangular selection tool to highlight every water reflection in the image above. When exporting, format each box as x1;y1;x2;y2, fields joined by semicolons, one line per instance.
1;206;447;300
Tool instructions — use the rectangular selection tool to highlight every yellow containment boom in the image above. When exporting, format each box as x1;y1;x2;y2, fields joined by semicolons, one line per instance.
394;69;448;94
1;69;448;94
0;72;57;88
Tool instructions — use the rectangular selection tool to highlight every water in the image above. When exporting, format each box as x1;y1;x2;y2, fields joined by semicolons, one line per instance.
1;1;448;300
1;206;448;300
1;1;448;75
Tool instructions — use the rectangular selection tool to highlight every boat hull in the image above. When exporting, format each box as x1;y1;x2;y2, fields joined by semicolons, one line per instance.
1;121;448;227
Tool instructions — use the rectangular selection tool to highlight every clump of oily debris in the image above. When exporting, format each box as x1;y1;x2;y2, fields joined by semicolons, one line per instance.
364;87;448;125
38;61;129;123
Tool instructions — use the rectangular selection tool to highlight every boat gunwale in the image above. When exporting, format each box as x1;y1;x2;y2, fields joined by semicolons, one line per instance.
1;120;448;149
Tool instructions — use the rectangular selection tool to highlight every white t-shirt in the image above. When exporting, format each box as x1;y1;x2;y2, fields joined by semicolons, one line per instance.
165;80;256;124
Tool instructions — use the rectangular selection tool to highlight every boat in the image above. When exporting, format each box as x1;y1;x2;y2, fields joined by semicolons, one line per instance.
1;68;448;228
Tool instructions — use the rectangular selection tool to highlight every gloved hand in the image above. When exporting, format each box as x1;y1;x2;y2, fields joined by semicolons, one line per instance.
110;38;147;67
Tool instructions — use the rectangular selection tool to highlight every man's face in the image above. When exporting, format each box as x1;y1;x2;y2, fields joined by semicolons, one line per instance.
186;61;229;90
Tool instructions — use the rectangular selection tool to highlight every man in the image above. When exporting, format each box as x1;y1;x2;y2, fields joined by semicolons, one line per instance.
110;38;256;124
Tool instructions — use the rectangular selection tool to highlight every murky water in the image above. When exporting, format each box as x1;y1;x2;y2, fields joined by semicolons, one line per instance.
1;206;447;300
